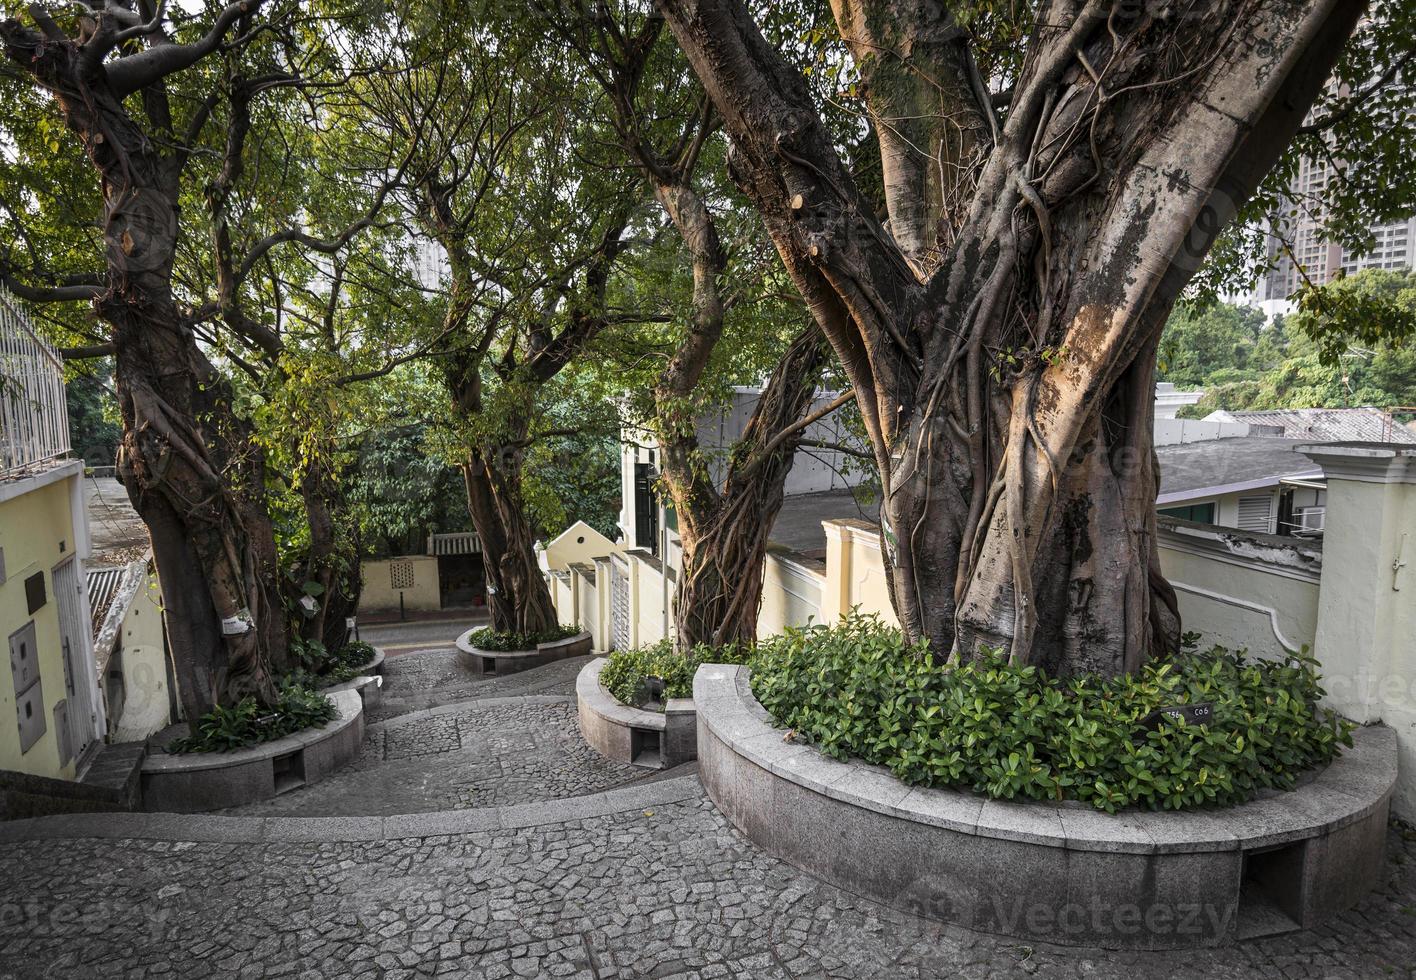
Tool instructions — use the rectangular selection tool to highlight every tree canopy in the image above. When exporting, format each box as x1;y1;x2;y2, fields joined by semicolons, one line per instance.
1;0;1413;697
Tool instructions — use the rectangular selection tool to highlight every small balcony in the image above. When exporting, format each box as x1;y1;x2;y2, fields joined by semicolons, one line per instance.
0;286;72;480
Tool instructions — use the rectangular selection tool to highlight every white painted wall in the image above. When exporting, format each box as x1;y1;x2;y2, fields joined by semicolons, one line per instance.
1156;519;1321;658
1302;445;1416;817
1153;418;1251;445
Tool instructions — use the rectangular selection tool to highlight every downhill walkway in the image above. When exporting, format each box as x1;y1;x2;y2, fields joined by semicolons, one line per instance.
1;632;1415;978
224;696;644;817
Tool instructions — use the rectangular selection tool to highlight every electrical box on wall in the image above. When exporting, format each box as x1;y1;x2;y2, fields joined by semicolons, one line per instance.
16;679;46;753
9;621;46;755
8;621;39;694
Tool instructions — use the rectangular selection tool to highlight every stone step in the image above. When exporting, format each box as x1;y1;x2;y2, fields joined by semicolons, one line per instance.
626;760;700;788
78;741;147;804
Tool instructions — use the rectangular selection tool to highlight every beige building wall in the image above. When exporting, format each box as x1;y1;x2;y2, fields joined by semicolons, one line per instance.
759;550;826;638
542;521;620;571
359;556;441;614
632;554;672;647
103;565;172;741
821;519;898;626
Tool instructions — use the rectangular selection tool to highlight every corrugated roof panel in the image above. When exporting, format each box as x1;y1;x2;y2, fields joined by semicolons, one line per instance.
85;565;126;638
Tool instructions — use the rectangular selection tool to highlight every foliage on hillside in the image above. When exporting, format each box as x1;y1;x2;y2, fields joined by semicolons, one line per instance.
1162;270;1416;421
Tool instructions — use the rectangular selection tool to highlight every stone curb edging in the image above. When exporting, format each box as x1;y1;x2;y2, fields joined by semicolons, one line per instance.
139;690;365;813
693;662;1397;949
0;774;703;845
576;658;696;769
456;630;594;677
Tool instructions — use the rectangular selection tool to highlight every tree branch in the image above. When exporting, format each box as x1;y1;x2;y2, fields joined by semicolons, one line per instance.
103;0;266;98
59;342;116;360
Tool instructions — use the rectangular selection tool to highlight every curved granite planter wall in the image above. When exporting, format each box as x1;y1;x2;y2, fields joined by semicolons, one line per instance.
320;646;387;710
577;658;695;769
456;630;593;677
693;663;1396;950
141;689;364;813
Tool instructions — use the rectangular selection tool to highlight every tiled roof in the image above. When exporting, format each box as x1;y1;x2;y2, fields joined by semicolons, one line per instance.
1207;407;1416;444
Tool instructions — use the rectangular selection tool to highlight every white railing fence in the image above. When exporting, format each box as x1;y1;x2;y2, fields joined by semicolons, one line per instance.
0;285;72;478
427;531;482;556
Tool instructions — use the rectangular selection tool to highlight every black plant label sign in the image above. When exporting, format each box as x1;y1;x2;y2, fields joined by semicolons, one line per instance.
1137;702;1214;732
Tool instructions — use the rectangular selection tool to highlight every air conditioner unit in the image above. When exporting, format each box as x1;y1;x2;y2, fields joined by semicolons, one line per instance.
1295;507;1326;533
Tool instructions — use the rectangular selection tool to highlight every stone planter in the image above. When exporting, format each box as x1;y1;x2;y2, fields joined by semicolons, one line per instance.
694;663;1396;950
577;658;695;769
320;646;386;710
456;629;592;677
141;689;364;813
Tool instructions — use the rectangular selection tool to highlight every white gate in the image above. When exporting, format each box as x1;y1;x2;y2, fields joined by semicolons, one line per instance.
52;556;102;764
610;555;631;651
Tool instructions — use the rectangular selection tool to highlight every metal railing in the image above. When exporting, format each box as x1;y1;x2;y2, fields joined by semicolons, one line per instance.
0;285;72;479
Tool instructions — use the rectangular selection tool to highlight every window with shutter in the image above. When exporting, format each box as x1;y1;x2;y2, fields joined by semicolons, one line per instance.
1237;495;1274;534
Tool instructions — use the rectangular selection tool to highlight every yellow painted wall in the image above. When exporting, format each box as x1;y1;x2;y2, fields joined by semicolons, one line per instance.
633;556;671;646
821;520;898;627
576;568;602;650
0;473;80;779
359;556;441;613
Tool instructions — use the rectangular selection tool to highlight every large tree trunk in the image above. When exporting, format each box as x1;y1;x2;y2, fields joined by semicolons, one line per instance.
669;328;832;647
461;445;559;635
299;456;362;651
654;0;1362;676
5;29;289;716
444;358;559;636
110;274;287;717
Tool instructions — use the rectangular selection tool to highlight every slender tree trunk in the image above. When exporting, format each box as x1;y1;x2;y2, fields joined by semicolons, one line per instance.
640;163;839;650
669;328;833;647
443;358;559;636
462;445;559;635
5;31;289;715
654;0;1362;676
299;456;362;650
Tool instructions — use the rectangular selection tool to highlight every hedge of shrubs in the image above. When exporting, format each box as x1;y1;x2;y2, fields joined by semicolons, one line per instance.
466;624;583;652
599;639;751;708
747;616;1353;812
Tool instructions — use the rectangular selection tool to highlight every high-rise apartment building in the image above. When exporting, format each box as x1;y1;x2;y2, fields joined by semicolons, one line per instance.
1259;153;1416;311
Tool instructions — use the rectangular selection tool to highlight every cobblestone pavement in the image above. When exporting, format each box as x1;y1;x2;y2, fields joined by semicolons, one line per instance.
3;788;1416;979
367;649;592;724
225;698;644;816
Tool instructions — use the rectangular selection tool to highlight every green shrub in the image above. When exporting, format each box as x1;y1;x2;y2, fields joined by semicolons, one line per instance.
166;682;338;754
467;624;582;652
601;639;751;709
284;639;379;689
749;616;1354;812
